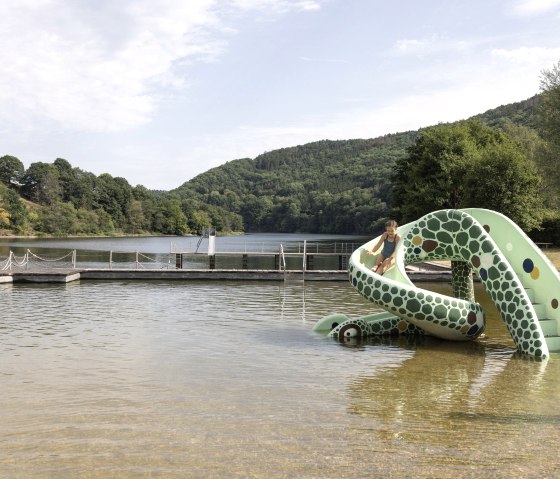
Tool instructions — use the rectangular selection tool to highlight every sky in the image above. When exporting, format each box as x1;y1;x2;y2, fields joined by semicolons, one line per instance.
1;0;560;190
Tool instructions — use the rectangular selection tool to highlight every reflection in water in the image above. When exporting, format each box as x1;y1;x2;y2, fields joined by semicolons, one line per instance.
0;280;559;478
346;337;558;476
449;411;560;424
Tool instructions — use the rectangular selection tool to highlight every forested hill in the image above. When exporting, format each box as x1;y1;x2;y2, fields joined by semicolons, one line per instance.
171;133;416;234
0;94;544;237
471;94;540;128
170;95;540;234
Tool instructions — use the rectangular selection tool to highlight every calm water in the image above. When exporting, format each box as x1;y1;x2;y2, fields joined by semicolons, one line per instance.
1;278;559;479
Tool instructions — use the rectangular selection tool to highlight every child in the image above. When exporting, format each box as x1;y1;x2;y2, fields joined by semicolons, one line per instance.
368;220;400;275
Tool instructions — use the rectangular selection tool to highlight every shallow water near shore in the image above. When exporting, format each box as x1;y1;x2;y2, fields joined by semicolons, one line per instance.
1;278;559;478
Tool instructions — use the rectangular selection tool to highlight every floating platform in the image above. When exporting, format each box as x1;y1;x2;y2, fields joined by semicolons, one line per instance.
0;266;451;284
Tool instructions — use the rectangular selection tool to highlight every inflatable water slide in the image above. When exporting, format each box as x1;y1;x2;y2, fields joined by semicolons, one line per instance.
314;209;560;358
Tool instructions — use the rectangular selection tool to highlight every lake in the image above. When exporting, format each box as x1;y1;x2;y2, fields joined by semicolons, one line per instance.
1;236;559;478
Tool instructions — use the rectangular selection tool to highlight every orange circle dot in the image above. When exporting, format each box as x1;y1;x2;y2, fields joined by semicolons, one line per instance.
530;267;540;280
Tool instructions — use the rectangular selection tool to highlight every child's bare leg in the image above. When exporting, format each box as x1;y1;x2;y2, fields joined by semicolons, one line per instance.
378;257;393;275
372;254;384;273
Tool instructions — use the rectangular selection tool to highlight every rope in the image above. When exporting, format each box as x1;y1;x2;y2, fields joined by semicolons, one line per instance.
27;250;75;262
10;251;28;266
0;256;11;271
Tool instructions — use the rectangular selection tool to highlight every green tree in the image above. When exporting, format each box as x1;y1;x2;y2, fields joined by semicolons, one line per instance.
241;194;273;231
76;208;101;234
126;200;147;233
0;155;25;186
464;140;543;231
0;183;29;232
36;202;79;234
189;209;212;234
157;199;188;235
539;60;560;149
95;174;133;229
392;120;544;231
537;60;560;208
52;158;96;208
96;209;115;233
21;162;62;205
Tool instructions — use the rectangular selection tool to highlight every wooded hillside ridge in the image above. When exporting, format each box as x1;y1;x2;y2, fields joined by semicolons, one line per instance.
1;91;558;243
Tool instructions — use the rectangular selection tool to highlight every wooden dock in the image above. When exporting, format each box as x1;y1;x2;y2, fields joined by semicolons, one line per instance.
1;244;454;284
0;268;348;283
0;266;452;284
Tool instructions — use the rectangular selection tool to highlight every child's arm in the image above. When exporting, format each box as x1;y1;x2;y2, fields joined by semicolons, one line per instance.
368;232;386;254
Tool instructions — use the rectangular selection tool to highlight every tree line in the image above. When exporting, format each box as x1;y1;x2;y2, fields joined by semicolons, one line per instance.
1;61;559;242
0;157;217;236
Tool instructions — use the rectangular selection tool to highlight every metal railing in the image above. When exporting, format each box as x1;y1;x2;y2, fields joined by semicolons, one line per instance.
0;249;172;271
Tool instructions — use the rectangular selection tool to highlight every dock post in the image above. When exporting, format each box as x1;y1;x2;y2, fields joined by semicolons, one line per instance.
306;255;314;271
175;253;182;269
209;255;216;270
242;254;248;269
339;254;348;270
274;254;280;270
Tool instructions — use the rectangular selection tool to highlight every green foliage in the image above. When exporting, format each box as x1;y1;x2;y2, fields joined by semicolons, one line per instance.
36;202;79;235
1;83;557;238
0;183;29;232
21;162;62;205
171;136;415;234
538;60;560;149
95;174;132;229
536;60;560;210
464;138;543;231
473;96;540;129
189;210;213;234
156;199;189;235
393;120;545;231
0;155;25;186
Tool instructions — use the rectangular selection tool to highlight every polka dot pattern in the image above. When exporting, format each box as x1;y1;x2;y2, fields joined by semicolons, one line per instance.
331;209;548;358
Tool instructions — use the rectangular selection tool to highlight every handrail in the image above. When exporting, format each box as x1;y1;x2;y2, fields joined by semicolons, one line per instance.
170;239;365;254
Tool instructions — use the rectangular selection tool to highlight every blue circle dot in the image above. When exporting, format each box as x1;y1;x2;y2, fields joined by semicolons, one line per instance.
522;258;534;273
467;325;480;336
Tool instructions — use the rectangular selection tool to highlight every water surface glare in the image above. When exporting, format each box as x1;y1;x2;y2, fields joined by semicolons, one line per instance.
1;280;559;478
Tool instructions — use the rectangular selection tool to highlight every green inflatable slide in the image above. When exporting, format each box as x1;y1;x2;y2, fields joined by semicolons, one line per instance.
314;209;560;358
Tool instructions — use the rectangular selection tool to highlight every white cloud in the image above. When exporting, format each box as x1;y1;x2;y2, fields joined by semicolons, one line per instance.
491;46;560;64
229;0;321;12
0;0;322;134
513;0;560;15
0;1;224;132
394;35;472;57
299;56;349;63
